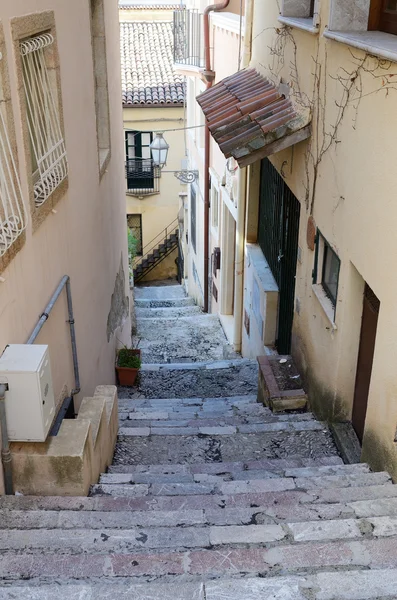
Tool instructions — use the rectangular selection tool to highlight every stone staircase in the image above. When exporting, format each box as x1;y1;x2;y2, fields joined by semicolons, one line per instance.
1;284;397;599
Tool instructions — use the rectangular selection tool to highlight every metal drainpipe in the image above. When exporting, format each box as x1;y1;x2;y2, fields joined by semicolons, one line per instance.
232;0;254;351
0;384;13;495
27;275;81;396
203;0;230;313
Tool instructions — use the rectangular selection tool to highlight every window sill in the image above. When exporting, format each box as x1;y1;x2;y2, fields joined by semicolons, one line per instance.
278;16;319;35
312;283;338;331
324;30;397;63
126;191;160;198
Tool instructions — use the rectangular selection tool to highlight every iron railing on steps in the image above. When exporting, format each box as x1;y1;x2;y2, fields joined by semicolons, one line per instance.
133;217;179;282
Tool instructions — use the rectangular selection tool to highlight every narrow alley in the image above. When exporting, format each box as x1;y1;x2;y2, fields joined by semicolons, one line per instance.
1;283;397;599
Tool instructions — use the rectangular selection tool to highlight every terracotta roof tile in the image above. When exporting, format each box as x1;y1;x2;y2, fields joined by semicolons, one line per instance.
196;68;310;167
120;21;185;106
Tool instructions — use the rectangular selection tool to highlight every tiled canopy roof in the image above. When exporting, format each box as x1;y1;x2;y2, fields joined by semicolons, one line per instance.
196;68;311;168
120;21;185;106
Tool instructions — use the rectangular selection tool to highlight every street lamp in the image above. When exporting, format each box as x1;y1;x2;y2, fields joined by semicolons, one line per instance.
150;133;199;184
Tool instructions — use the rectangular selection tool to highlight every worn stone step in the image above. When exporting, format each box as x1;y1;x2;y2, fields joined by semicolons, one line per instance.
2;570;397;600
135;297;196;309
1;514;397;556
101;463;369;486
118;362;259;400
118;393;258;409
91;471;391;499
135;285;187;301
118;413;321;429
136;306;204;319
139;358;255;372
108;456;344;475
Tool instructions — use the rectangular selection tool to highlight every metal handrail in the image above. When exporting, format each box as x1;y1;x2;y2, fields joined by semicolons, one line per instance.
134;217;179;269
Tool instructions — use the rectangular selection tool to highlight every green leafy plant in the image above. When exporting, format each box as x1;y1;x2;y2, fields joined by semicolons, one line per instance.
127;228;138;263
117;348;141;369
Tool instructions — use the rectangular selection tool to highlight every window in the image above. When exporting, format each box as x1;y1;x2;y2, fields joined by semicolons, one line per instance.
313;230;341;318
90;0;110;174
369;0;397;35
0;32;27;268
279;0;319;31
211;182;219;230
127;214;143;256
125;131;159;194
20;32;68;208
190;185;197;253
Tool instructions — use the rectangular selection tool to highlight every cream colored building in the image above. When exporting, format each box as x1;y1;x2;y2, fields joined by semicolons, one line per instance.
182;0;397;478
0;0;131;494
120;2;187;283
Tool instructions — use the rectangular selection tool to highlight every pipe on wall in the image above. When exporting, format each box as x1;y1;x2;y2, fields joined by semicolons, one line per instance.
203;0;230;313
232;0;254;349
0;384;13;495
27;275;81;396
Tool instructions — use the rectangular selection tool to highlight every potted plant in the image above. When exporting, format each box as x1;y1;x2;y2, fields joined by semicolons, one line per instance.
116;341;142;386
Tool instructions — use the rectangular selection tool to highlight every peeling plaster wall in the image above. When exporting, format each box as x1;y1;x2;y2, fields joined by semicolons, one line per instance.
0;0;131;423
249;0;397;477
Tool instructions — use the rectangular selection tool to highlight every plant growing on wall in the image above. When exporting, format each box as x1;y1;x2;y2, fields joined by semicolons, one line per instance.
127;227;138;277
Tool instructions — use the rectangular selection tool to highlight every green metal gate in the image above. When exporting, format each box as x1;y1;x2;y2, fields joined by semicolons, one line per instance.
258;158;301;354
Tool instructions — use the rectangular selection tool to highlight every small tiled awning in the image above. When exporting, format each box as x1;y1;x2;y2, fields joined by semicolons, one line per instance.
196;68;311;168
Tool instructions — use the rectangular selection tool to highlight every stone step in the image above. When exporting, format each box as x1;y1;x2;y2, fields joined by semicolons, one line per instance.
117;420;327;437
100;463;369;485
91;471;391;498
113;428;338;465
2;570;397;599
2;481;397;514
118;414;320;429
139;358;256;372
136;305;204;319
134;285;187;301
117;394;259;409
108;456;344;474
99;464;370;486
135;297;196;309
118;362;259;400
0;514;396;554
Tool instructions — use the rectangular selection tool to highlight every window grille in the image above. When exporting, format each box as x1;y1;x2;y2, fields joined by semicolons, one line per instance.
20;33;68;207
0;53;27;257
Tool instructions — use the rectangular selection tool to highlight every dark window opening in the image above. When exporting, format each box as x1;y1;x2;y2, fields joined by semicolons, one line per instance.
125;131;155;191
368;0;397;35
127;214;143;256
313;230;341;309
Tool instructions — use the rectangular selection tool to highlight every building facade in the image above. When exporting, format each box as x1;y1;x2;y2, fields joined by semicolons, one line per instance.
0;0;131;492
179;0;397;478
120;2;186;283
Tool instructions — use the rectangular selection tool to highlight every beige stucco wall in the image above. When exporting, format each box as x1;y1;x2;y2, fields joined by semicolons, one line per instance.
249;0;397;477
124;105;186;271
0;0;131;494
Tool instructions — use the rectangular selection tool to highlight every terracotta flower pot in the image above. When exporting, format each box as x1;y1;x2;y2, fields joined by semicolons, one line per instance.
116;349;141;386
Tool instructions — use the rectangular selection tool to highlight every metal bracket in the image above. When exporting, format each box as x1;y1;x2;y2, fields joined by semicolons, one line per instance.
172;170;199;184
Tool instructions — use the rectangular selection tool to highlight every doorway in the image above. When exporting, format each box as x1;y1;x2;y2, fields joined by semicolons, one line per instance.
220;204;236;317
257;158;301;354
352;284;380;443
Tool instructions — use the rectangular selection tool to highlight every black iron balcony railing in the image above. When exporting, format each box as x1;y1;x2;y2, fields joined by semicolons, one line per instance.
173;9;204;68
125;158;161;195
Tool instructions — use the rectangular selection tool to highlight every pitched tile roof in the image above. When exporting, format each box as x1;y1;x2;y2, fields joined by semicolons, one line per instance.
120;21;185;106
196;68;311;168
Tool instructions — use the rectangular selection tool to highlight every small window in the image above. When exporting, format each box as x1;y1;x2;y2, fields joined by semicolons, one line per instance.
127;214;143;256
313;230;341;308
369;0;397;35
90;0;110;173
125;131;159;194
20;32;68;207
211;183;219;230
281;0;316;19
190;185;197;253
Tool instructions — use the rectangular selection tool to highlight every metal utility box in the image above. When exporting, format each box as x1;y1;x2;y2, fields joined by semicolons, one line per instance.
0;345;56;442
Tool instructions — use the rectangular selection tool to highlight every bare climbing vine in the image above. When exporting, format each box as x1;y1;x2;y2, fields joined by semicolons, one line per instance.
255;25;397;215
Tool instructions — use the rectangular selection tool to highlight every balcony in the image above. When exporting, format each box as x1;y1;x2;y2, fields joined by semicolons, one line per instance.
125;158;160;196
173;9;204;70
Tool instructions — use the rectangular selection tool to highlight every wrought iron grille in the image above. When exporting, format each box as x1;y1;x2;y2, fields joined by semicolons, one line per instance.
173;9;203;68
125;158;160;195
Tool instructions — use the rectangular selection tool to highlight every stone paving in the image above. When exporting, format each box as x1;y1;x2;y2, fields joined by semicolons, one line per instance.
1;283;397;598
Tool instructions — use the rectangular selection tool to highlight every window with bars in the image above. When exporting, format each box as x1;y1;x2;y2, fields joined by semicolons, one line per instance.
20;33;68;207
127;214;143;256
125;131;159;194
0;43;27;262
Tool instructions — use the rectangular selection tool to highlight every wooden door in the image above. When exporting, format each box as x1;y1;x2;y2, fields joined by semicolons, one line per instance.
352;284;380;443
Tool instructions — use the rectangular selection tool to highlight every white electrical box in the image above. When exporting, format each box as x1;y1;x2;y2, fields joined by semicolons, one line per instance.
0;345;56;442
